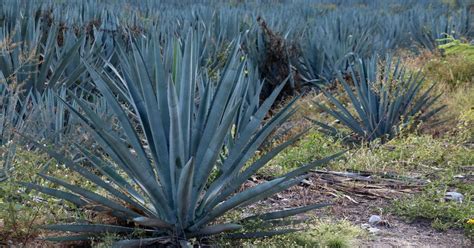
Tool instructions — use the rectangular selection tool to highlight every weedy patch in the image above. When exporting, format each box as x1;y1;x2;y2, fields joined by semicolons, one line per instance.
291;219;365;248
410;37;474;90
230;219;364;248
390;173;473;238
262;130;342;176
330;134;473;175
348;132;474;238
0;148;108;245
0;149;74;244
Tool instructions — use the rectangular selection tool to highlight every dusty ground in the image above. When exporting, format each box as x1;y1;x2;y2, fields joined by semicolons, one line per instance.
337;200;470;248
247;172;472;248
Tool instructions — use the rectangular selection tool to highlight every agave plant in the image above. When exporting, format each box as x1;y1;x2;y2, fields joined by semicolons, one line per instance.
25;31;340;246
311;55;445;143
0;16;87;94
296;12;377;85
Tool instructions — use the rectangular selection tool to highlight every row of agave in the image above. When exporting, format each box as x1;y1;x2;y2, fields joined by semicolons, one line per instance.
0;0;453;246
1;0;471;86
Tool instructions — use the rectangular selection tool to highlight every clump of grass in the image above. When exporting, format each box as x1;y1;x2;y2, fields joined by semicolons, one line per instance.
454;105;474;144
292;220;365;248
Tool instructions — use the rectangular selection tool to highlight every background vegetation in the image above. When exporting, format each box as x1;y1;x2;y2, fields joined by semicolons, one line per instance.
0;0;472;247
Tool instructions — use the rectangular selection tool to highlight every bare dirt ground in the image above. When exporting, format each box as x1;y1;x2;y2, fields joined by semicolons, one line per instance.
248;172;473;248
336;200;470;248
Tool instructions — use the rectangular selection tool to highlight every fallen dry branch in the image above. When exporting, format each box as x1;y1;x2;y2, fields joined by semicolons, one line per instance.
309;169;426;201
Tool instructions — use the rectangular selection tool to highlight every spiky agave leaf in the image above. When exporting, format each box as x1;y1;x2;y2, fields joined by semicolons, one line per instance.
27;30;340;244
312;55;445;143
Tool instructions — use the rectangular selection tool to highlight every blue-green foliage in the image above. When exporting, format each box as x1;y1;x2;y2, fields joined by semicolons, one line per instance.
0;0;470;86
311;55;446;143
0;0;460;243
25;31;339;244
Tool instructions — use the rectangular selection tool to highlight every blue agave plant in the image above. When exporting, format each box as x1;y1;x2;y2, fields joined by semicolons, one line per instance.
23;31;341;246
311;55;445;143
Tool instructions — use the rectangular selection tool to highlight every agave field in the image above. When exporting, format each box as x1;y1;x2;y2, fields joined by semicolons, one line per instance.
0;0;473;247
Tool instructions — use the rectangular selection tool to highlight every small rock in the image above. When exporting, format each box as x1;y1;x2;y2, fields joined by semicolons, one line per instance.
361;223;371;229
300;179;313;187
445;192;464;203
368;227;381;235
369;215;382;225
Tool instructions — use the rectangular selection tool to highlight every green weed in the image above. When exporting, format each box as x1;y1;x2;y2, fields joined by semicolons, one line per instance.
263;130;342;176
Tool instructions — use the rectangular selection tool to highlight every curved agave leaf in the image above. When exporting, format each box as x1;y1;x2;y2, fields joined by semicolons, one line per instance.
112;238;172;248
189;223;242;237
43;224;139;233
242;203;332;222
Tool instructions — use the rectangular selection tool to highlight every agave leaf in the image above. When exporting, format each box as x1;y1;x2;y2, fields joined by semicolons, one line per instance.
74;144;146;207
189;223;242;237
48;35;86;89
242;203;332;222
43;224;138;233
283;151;345;180
112;238;171;248
167;79;185;213
133;217;171;228
39;173;140;218
20;135;152;217
178;30;197;159
177;158;194;226
200;129;309;212
192;177;286;230
20;182;87;207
